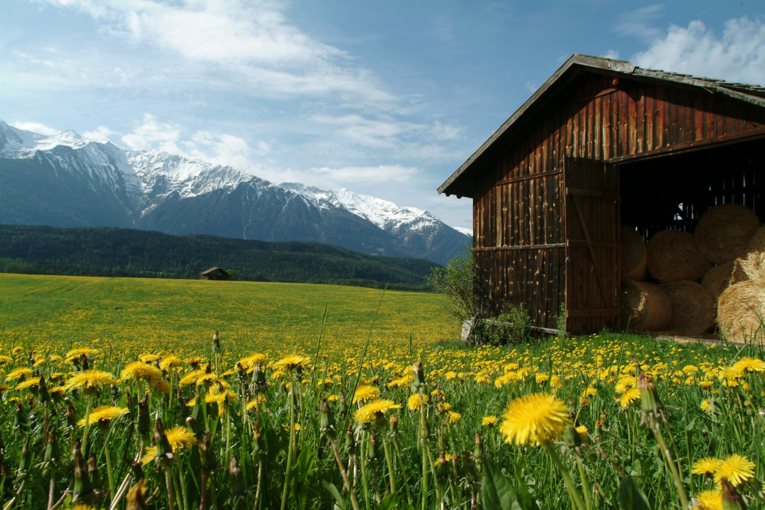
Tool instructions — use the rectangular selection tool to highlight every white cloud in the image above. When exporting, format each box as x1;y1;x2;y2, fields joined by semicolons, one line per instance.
34;0;393;102
83;125;117;141
307;164;419;184
430;120;462;141
525;81;537;93
121;113;183;153
119;113;272;174
613;4;665;43
11;121;58;135
603;50;620;60
311;114;425;147
632;17;765;85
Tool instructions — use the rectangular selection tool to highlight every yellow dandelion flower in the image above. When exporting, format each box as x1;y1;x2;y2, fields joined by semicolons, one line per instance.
246;395;266;411
77;406;128;428
730;357;765;375
693;490;722;510
407;393;429;411
33;358;47;368
64;370;117;392
65;347;99;359
271;370;286;380
151;379;171;395
445;371;457;380
692;458;723;476
0;384;13;394
48;355;63;363
714;454;755;487
239;353;266;369
120;362;163;382
179;369;206;386
6;367;33;381
575;425;588;435
159;355;183;371
352;385;380;403
499;393;571;446
15;377;41;391
474;373;491;384
138;354;160;363
141;426;197;465
482;416;497;427
195;373;218;387
619;388;641;408
536;373;549;384
448;411;462;424
386;374;413;388
0;356;13;365
353;399;402;424
273;354;311;372
327;395;338;402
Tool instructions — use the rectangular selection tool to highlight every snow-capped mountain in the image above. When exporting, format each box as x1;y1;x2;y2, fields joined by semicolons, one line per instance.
0;120;470;265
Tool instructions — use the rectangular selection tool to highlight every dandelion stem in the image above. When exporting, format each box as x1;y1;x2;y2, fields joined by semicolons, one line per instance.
650;419;689;510
330;439;361;510
575;454;592;510
104;438;115;503
280;384;296;510
543;442;587;510
359;433;373;510
81;394;93;454
382;435;396;495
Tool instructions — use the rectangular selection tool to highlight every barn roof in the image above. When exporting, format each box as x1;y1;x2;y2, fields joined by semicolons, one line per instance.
201;267;228;275
438;53;765;197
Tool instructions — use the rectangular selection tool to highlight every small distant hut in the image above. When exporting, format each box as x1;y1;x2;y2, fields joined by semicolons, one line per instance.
438;53;765;335
201;267;230;281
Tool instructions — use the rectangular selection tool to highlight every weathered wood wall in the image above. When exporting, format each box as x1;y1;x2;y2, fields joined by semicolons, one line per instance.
472;71;765;331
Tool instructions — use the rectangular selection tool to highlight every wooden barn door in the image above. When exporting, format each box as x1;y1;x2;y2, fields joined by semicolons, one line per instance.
563;157;620;334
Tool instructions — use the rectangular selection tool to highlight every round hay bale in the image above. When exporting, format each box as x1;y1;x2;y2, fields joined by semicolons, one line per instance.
647;230;709;283
701;261;735;302
731;258;750;284
621;280;672;332
621;226;647;281
694;204;760;264
746;224;765;253
737;251;765;282
717;280;765;344
660;281;716;335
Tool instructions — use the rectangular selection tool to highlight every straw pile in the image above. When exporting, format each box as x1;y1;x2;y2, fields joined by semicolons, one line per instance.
647;230;709;283
660;281;716;335
694;204;760;264
717;280;765;344
701;261;735;302
621;226;647;281
621;280;672;332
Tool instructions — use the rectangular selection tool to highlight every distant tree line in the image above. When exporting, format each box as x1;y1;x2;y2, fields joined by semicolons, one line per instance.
0;225;438;291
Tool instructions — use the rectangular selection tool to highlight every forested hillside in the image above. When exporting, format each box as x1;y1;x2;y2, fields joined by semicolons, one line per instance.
0;225;442;290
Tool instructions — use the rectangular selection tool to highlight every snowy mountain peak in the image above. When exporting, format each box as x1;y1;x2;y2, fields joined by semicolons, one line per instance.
0;120;46;157
281;182;438;234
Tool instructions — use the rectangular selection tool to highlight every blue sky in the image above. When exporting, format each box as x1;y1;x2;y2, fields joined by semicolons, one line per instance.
1;1;763;231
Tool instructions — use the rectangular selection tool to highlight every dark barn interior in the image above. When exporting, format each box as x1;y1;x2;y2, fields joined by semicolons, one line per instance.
621;138;765;241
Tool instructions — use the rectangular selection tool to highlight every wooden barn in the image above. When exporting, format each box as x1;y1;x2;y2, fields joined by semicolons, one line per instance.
201;267;230;281
438;54;765;335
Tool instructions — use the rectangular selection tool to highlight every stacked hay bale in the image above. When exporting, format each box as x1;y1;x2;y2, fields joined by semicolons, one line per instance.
620;204;764;339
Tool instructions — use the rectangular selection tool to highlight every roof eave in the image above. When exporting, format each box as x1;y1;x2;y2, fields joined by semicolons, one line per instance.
438;53;765;198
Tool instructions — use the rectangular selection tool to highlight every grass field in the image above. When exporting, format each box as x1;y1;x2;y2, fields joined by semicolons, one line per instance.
0;273;458;366
0;273;762;510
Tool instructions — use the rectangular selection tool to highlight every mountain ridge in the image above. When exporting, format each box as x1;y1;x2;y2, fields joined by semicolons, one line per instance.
0;119;471;265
